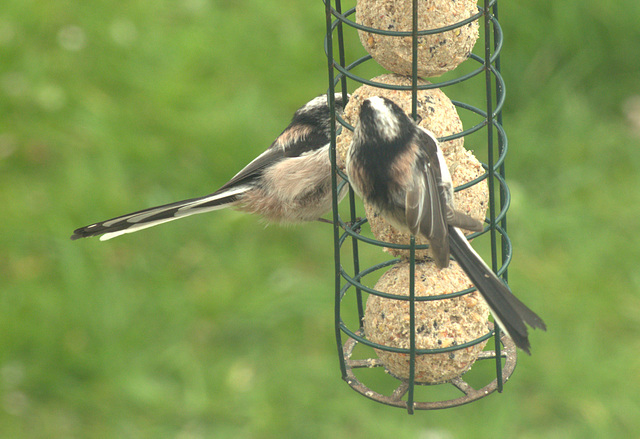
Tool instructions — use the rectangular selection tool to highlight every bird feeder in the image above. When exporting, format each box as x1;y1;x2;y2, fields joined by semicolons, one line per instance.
324;0;517;412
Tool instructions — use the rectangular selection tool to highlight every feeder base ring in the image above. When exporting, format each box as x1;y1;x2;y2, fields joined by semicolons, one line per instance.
341;329;517;410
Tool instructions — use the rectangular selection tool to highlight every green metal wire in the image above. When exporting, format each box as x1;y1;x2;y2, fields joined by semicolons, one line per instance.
325;8;504;90
324;0;347;380
325;0;515;411
482;0;505;392
326;3;489;35
492;0;507;391
340;318;494;355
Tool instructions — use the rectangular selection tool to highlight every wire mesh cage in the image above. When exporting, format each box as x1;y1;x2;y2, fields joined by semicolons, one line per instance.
324;0;516;412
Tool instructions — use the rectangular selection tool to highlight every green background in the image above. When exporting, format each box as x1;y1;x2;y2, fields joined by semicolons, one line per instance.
2;0;639;437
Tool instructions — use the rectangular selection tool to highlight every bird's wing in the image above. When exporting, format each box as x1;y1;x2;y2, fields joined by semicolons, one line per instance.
215;145;285;192
216;121;329;193
405;135;450;268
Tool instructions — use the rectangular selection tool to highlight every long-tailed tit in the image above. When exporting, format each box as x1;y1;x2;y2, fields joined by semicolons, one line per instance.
71;93;348;241
346;96;546;354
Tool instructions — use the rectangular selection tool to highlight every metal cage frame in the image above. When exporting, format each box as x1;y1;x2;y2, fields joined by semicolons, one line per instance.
324;0;516;413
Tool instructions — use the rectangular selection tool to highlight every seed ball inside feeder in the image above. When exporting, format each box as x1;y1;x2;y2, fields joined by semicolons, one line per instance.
356;0;479;77
336;73;464;171
366;146;488;261
364;261;490;384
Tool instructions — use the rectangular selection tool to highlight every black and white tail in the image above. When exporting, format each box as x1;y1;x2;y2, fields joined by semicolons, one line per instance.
448;226;546;354
70;186;249;241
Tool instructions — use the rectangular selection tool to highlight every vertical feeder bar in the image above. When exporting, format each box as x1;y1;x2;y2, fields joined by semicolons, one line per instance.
337;0;366;329
325;0;348;380
491;4;509;387
492;5;508;390
406;0;420;415
482;0;504;391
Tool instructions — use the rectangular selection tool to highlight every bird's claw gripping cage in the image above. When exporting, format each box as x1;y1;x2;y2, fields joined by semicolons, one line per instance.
324;0;516;412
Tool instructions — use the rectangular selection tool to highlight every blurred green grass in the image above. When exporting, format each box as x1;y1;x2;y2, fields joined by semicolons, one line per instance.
2;0;640;437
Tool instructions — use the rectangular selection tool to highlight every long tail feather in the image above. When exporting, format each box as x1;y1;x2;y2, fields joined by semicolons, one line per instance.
448;226;546;354
70;186;249;241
